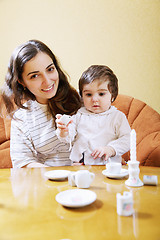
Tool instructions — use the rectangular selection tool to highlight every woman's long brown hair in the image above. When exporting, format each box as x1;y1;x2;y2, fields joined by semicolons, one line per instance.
0;40;81;118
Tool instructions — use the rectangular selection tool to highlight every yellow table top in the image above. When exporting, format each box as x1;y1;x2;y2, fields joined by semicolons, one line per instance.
0;165;159;240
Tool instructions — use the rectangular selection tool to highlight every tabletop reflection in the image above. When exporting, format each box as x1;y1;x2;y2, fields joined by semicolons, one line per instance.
10;168;48;207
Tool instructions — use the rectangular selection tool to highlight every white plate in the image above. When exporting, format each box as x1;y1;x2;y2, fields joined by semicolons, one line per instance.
44;170;70;180
55;189;97;208
102;169;129;179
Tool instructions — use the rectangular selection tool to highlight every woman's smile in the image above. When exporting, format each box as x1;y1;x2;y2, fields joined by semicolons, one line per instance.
41;83;54;92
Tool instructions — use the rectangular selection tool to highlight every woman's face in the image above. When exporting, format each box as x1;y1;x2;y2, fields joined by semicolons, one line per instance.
22;51;59;104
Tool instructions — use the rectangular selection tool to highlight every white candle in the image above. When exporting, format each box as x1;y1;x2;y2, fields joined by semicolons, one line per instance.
130;129;137;161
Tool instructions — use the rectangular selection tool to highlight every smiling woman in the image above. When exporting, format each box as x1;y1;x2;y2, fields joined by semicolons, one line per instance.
0;40;81;168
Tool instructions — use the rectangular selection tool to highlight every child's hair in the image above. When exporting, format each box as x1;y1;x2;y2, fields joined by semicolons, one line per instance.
79;65;118;103
1;39;81;118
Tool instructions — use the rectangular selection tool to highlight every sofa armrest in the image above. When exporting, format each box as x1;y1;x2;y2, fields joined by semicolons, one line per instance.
0;141;12;168
0;115;12;168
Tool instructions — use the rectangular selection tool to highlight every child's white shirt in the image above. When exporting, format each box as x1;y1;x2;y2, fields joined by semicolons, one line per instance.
56;106;131;165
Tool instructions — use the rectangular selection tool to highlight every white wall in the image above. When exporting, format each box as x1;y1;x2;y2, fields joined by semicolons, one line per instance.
0;0;159;112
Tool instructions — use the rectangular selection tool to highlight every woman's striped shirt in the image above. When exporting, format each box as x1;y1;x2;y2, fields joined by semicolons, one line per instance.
10;100;71;168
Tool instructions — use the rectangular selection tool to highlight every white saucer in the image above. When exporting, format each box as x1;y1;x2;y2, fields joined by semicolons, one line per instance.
55;189;97;208
102;169;129;179
44;170;70;180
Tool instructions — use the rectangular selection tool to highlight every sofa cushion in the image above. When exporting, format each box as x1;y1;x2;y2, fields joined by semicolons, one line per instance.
113;94;160;166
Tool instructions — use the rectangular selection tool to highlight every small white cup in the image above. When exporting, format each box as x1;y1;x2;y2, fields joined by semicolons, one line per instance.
60;114;71;125
68;171;77;187
68;170;95;188
106;162;121;174
143;175;158;185
116;191;133;216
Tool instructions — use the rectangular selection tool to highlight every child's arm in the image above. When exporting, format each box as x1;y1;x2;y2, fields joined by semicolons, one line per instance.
91;146;116;161
56;114;72;138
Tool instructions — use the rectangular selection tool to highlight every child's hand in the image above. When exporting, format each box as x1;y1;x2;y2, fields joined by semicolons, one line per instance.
56;114;72;138
121;158;127;165
91;146;116;161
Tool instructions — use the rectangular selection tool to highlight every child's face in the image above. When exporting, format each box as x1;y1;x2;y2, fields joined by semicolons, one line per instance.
82;80;112;114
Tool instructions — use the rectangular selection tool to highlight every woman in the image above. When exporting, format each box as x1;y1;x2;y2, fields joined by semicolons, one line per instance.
1;40;81;168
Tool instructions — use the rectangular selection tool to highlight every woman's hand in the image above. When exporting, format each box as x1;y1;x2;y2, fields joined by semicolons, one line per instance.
91;146;116;161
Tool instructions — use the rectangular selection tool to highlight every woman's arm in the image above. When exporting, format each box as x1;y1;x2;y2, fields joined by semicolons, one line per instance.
10;117;43;168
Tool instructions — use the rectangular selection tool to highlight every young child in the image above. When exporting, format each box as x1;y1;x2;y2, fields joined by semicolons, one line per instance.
56;65;131;165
